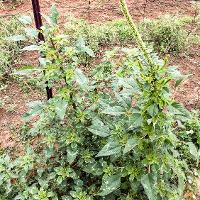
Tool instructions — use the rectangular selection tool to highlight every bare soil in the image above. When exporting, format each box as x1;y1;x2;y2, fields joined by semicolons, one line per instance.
0;0;196;22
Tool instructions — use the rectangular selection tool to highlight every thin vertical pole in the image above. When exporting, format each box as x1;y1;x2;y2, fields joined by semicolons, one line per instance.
31;0;53;100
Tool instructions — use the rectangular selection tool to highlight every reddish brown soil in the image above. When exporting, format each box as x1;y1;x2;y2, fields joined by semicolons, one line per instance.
0;0;196;22
0;0;199;147
0;49;41;149
174;45;200;110
0;82;45;148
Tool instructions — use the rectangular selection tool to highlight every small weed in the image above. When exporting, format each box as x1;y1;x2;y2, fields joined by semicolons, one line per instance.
0;16;24;80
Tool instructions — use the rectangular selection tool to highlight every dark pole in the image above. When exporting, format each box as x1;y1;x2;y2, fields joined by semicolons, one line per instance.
31;0;53;100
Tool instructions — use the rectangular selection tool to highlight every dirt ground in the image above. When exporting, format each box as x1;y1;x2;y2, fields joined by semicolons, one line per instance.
0;0;196;22
0;0;199;148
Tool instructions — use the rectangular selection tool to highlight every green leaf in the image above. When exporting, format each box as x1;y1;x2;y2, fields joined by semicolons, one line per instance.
76;37;86;49
88;118;110;137
23;101;44;121
67;147;78;164
168;66;182;79
168;102;190;118
147;104;159;117
168;66;190;88
6;35;26;42
102;106;125;116
141;174;157;200
175;78;184;88
123;137;138;154
13;66;40;76
187;142;198;160
22;45;40;51
128;112;143;129
76;37;95;57
83;161;103;176
84;46;95;57
96;139;121;157
39;57;48;66
74;68;89;90
57;176;63;185
177;172;185;197
54;98;68;120
15;194;25;200
25;28;38;38
50;4;59;24
18;15;32;24
98;174;121;196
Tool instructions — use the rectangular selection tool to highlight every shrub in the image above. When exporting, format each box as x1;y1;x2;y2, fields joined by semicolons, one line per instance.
65;15;193;56
0;2;199;200
140;15;188;54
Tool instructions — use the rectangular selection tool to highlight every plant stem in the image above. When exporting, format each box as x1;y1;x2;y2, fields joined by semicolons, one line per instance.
119;0;155;68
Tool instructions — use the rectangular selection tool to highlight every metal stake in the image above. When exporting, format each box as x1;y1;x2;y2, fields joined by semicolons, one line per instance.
31;0;53;100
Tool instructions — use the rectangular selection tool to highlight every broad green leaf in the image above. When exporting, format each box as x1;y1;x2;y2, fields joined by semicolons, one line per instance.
147;104;159;117
112;77;139;93
169;102;190;118
76;37;95;57
23;101;44;121
88;118;110;137
18;15;32;24
168;132;178;146
28;101;44;110
39;57;50;67
74;68;89;90
15;194;25;200
76;37;86;49
141;174;157;200
175;78;184;88
98;174;121;196
55;98;68;120
187;142;198;160
123;137;138;154
22;45;40;51
6;35;26;42
177;172;185;197
84;46;95;57
96;139;121;157
168;66;182;79
83;161;103;176
128;113;143;129
102;106;125;116
57;176;63;185
13;66;40;76
25;28;38;38
168;66;190;88
67;147;78;164
38;179;48;188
